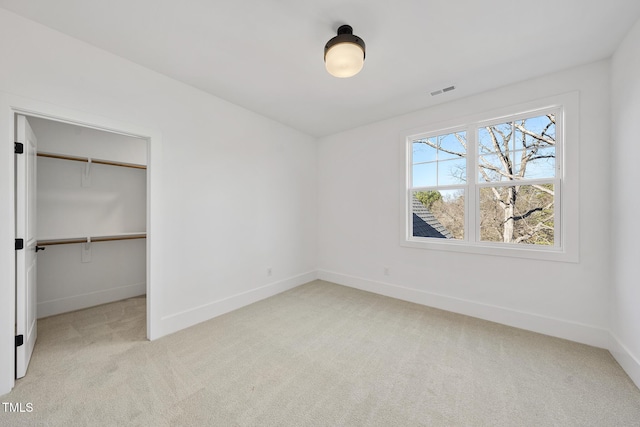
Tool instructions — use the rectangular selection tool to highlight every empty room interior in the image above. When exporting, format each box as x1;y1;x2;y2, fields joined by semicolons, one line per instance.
1;1;640;425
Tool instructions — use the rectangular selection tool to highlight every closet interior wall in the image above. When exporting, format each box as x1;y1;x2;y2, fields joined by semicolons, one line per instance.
30;117;147;318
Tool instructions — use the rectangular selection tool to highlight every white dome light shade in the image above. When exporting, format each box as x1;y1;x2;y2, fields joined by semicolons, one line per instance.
325;43;365;78
324;25;366;78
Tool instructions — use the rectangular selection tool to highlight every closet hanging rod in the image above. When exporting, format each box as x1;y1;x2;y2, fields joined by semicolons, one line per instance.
37;152;147;170
37;233;147;246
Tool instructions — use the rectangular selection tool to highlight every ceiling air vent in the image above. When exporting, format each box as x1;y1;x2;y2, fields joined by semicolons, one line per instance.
430;85;456;96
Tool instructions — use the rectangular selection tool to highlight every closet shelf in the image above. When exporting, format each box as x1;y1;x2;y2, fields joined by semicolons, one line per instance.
37;232;146;246
37;151;146;170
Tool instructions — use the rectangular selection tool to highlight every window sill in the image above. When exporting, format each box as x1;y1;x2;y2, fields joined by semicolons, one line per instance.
401;238;578;263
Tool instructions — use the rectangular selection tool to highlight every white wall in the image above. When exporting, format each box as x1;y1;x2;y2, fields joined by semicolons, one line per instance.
610;17;640;388
318;60;611;349
32;117;147;236
37;157;146;236
36;239;146;318
0;8;317;395
32;116;148;165
32;117;147;317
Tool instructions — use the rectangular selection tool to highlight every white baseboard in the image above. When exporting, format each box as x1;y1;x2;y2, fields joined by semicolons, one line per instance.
38;282;146;318
609;333;640;389
160;271;318;337
317;270;610;349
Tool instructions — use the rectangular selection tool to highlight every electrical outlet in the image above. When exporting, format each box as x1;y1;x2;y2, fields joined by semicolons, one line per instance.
267;267;272;277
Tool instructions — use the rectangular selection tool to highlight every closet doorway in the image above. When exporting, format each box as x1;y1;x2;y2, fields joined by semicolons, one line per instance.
15;113;149;379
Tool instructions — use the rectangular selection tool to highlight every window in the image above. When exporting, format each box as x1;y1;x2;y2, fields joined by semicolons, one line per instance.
411;130;467;240
403;94;578;262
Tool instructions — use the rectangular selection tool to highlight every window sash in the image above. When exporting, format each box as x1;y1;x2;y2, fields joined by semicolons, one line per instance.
473;179;560;248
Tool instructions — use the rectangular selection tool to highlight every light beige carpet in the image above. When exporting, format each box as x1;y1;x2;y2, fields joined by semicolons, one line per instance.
1;280;639;426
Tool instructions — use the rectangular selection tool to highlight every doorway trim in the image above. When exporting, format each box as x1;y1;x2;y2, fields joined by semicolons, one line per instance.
0;92;163;395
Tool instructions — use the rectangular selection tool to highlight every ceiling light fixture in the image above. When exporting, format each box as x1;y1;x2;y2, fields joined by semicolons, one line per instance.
324;25;366;78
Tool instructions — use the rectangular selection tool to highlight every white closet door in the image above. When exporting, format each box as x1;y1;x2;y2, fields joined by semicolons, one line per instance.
15;115;38;378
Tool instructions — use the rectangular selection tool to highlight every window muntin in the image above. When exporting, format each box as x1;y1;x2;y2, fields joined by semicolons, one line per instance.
412;131;467;187
477;114;556;183
407;108;562;251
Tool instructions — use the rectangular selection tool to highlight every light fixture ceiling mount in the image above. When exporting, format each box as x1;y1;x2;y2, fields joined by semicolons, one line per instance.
324;25;366;78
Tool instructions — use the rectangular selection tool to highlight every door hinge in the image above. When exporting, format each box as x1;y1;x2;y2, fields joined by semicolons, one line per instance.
14;142;24;154
15;239;24;250
15;335;24;347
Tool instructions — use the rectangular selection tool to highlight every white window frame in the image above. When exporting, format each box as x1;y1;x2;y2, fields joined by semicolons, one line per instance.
401;92;579;263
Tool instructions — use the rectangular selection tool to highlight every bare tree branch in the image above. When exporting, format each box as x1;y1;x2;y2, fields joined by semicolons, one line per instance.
454;133;467;150
511;201;554;222
485;127;513;176
414;139;465;158
514;123;555;146
532;184;554;196
514;219;554;243
478;159;515;180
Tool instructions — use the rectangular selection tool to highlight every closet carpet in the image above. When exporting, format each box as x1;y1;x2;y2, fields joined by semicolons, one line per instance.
2;280;639;426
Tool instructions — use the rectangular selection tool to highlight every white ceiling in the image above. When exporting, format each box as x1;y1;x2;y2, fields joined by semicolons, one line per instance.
2;0;640;137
